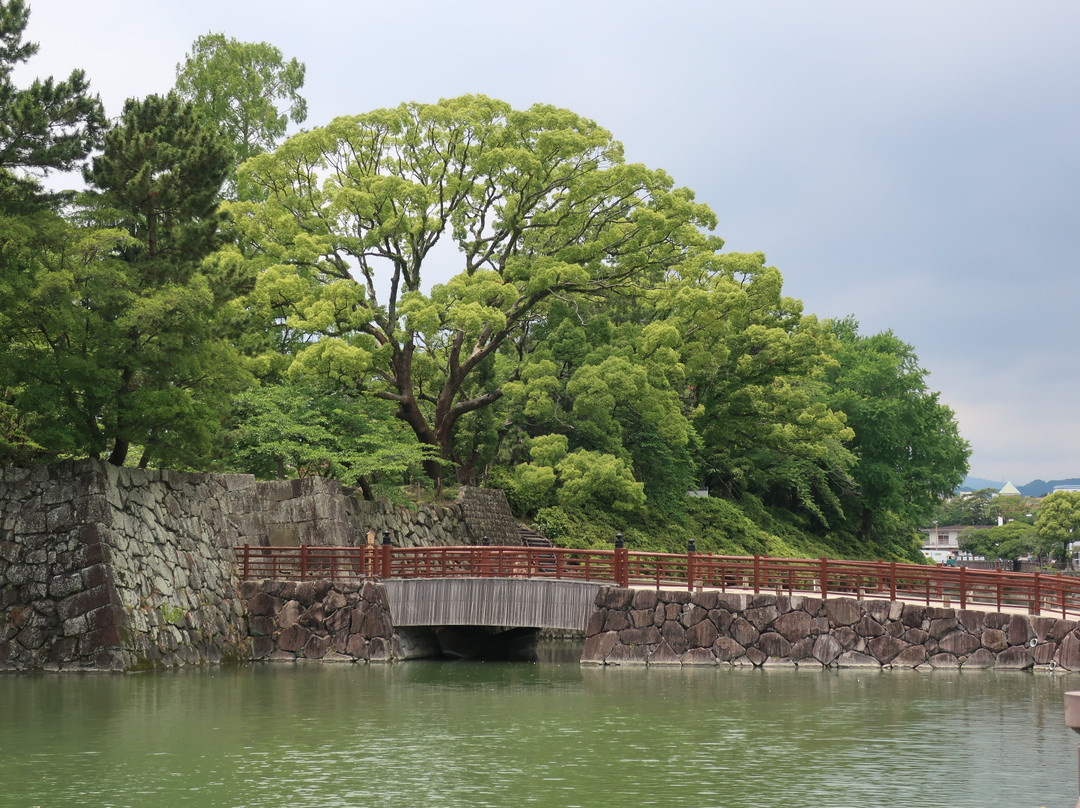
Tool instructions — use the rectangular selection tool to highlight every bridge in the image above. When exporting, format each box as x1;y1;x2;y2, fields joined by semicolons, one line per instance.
235;542;1080;621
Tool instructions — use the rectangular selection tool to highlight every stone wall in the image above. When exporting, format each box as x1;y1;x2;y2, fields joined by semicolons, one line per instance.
241;578;398;662
0;460;524;671
581;588;1080;671
0;461;250;671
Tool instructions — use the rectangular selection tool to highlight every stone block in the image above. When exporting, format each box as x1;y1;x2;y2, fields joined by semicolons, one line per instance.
772;610;812;643
692;590;719;611
682;647;717;666
834;626;859;651
607;642;649;665
632;590;659;610
825;598;861;627
981;629;1007;652
1056;634;1080;670
661;620;688;654
1033;642;1057;665
679;604;708;629
854;615;886;638
1007;614;1033;646
713;636;746;662
619;626;661;647
837;650;879;667
585;609;606;636
927;653;960;668
929;617;958;639
581;631;618;663
603;610;630;632
744;605;779;632
957;609;985;634
686;620;719;649
813;634;842;666
962;648;995;669
996;645;1034;670
789;637;815;661
938;631;981;656
759;631;792;659
901;604;926;628
648;640;682;665
278;624;312;653
868;635;909;665
729;617;759;648
745;647;767;666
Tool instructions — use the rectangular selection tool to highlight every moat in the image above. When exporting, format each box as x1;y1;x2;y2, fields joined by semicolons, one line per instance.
3;647;1076;808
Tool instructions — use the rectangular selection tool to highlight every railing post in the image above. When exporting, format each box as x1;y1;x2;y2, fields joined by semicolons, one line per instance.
753;554;761;595
819;557;828;601
959;565;967;610
300;544;308;580
889;561;896;602
242;544;250;579
381;530;392;579
996;567;1003;612
687;538;696;592
614;533;628;588
1033;570;1042;616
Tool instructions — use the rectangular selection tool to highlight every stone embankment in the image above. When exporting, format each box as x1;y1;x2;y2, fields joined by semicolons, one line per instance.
0;462;249;670
582;588;1080;670
1;460;521;671
242;579;398;662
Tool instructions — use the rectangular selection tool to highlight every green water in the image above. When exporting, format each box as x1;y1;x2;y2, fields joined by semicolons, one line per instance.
1;647;1076;808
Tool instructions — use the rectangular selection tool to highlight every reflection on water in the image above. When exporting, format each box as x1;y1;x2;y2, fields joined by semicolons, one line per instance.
1;645;1076;808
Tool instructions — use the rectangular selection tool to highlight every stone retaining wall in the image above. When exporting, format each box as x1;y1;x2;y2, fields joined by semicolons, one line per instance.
241;579;398;662
0;461;250;670
0;460;523;671
581;588;1080;671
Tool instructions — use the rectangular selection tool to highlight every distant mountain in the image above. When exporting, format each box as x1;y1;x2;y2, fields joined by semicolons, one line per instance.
1018;479;1080;497
960;476;1002;492
958;476;1080;497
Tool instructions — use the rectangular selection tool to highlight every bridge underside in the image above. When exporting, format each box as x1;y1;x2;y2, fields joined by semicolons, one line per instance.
383;578;603;632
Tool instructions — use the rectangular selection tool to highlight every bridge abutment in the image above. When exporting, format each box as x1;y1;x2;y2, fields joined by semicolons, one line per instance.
581;587;1080;670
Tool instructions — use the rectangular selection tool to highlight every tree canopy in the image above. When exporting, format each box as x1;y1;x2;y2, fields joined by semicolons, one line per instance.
1035;491;1080;563
0;19;976;561
174;32;307;198
0;0;105;210
230;95;717;490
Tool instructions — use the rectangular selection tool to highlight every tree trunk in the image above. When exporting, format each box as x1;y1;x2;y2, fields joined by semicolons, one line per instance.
108;438;129;467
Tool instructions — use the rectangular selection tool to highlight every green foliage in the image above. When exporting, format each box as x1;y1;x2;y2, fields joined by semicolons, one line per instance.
175;33;306;198
231;95;717;488
959;522;1038;562
0;0;105;211
931;489;998;526
1035;491;1080;562
825;318;970;544
220;377;434;495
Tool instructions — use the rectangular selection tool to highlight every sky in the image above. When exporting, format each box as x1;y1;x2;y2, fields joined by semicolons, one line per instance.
14;0;1080;485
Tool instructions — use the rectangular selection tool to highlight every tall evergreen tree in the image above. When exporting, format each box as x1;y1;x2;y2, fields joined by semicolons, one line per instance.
0;0;105;211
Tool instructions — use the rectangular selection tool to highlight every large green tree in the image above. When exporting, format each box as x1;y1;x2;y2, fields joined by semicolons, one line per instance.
7;92;247;468
0;0;105;210
228;95;716;490
175;33;306;198
1035;491;1080;563
825;318;969;548
672;252;857;530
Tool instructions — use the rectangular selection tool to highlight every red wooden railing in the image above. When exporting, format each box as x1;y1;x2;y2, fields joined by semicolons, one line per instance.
234;544;1080;618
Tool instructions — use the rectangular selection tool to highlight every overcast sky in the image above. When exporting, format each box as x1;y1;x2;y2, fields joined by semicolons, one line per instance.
16;0;1080;485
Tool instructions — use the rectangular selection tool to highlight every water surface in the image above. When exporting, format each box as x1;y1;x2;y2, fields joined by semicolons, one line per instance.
2;650;1075;807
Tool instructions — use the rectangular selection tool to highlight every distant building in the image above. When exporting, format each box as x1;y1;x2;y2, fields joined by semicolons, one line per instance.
919;523;990;564
998;481;1021;497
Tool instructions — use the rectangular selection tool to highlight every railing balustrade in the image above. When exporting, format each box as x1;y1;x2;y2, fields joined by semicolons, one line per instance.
234;544;1080;618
